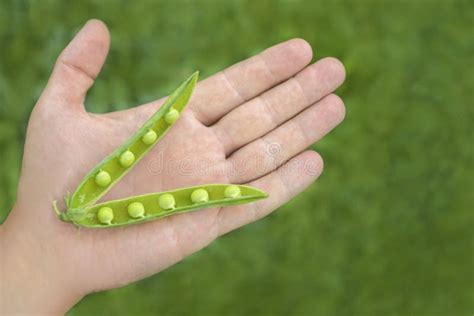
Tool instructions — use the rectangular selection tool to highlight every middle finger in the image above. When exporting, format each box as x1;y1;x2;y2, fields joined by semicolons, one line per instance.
211;57;345;156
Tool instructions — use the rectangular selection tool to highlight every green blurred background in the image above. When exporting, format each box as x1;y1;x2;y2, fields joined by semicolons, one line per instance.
1;0;473;315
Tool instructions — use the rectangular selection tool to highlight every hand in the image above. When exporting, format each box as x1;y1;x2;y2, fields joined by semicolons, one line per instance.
0;20;345;315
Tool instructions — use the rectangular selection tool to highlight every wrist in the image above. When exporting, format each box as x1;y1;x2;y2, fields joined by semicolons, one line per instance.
0;207;84;315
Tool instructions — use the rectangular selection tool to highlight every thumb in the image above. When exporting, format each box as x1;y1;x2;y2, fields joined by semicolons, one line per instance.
40;19;110;111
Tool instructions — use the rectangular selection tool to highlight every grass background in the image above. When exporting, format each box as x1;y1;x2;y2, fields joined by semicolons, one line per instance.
1;0;473;315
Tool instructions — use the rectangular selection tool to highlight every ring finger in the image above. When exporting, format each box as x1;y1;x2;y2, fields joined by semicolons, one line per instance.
224;94;345;184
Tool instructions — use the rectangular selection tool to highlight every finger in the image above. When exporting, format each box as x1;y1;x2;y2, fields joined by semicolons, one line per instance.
211;57;345;155
226;94;345;183
191;38;313;125
217;150;323;236
40;19;110;109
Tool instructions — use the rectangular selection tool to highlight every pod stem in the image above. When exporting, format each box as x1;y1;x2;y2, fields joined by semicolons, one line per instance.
53;200;71;222
53;200;60;216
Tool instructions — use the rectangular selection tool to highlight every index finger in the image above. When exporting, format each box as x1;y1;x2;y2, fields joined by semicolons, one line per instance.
191;38;313;125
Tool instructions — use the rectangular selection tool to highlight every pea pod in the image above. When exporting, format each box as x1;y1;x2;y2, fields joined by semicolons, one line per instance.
58;184;268;228
68;71;199;209
55;71;269;229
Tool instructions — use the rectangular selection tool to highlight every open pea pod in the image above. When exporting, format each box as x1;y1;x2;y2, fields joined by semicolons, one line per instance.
68;72;199;209
55;71;269;228
59;184;268;228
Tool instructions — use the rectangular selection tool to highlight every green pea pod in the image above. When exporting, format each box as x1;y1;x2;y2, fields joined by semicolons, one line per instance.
58;184;268;228
55;72;269;229
68;71;199;209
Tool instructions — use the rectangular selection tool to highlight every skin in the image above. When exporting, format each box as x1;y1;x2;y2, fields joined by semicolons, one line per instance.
0;20;345;315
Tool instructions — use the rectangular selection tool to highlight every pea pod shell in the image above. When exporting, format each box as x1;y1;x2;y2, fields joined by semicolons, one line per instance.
62;184;268;228
68;72;199;209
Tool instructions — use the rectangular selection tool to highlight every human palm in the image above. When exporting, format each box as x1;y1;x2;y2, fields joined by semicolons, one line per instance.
1;20;345;314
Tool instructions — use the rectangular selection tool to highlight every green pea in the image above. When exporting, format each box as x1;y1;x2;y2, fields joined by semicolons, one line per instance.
95;170;111;187
142;129;157;145
224;185;241;198
164;108;180;124
159;193;176;210
97;206;113;225
191;188;209;204
128;202;145;219
119;150;135;168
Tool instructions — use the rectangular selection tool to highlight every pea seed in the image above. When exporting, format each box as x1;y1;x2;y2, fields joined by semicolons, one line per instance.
95;170;111;187
164;108;180;124
159;193;176;210
97;206;113;225
224;185;241;198
191;189;209;204
142;129;157;145
128;202;145;219
119;150;135;168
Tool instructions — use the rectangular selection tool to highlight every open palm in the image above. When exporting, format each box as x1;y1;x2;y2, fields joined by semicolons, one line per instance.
2;20;345;313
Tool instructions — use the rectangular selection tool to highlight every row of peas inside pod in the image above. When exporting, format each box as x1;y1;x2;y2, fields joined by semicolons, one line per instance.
93;108;180;188
97;185;243;225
